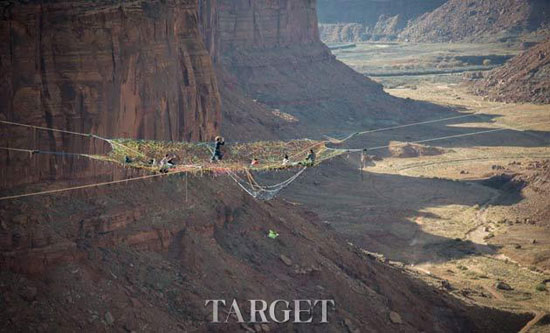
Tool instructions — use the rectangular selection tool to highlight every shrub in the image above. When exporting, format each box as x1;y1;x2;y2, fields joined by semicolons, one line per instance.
535;283;547;292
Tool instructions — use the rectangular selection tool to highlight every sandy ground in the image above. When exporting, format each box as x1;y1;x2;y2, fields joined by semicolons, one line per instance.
385;84;550;310
278;80;550;330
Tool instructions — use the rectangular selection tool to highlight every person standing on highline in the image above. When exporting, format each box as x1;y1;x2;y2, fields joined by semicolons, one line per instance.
211;136;225;162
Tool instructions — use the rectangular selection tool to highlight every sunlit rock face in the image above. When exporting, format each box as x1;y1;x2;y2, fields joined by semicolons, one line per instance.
470;40;550;104
0;0;221;186
316;0;446;42
400;0;550;42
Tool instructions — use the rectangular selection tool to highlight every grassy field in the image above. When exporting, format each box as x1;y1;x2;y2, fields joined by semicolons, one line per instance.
329;42;521;78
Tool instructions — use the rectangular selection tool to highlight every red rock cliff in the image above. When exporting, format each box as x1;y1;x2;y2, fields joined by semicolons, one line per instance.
1;0;221;187
200;0;319;60
1;0;220;142
400;0;550;42
199;0;436;140
470;39;550;104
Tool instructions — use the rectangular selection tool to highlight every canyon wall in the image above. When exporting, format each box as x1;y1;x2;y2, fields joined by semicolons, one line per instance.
197;0;289;141
1;0;221;187
317;0;446;42
400;0;550;43
469;39;550;104
1;0;221;141
200;0;435;140
0;3;537;331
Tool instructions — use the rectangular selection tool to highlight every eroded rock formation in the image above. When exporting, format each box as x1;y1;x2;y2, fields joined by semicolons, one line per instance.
469;39;550;104
200;0;440;140
400;0;550;43
1;0;221;142
317;0;446;42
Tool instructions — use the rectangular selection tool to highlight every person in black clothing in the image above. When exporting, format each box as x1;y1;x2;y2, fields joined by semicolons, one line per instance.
159;154;176;173
305;149;316;166
167;154;177;165
211;136;225;162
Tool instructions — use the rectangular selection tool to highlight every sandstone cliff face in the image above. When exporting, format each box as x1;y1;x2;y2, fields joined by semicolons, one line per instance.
400;0;550;43
217;0;319;51
1;0;221;141
200;0;436;140
317;0;446;42
197;0;288;141
469;39;550;104
1;0;221;187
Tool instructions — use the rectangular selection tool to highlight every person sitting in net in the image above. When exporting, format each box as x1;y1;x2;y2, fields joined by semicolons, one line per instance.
167;154;177;165
159;154;176;173
250;158;260;167
282;154;290;166
211;136;225;162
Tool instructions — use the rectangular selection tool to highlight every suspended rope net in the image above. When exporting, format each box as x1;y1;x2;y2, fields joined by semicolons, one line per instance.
223;144;346;200
3;117;546;201
226;167;308;200
1;119;335;200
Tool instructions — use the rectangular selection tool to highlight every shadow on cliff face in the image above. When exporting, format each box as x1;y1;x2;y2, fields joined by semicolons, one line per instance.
219;43;459;141
0;173;533;332
202;0;459;142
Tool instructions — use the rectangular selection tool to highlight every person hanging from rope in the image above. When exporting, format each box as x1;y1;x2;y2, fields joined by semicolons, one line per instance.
211;136;225;162
304;149;316;166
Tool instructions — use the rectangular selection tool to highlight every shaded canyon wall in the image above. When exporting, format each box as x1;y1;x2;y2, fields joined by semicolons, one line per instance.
1;0;221;187
200;0;422;140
